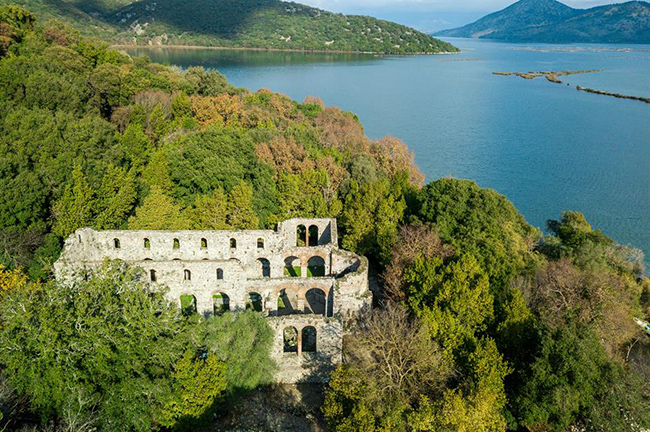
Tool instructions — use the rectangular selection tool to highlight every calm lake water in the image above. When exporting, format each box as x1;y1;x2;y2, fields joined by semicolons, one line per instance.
125;39;650;262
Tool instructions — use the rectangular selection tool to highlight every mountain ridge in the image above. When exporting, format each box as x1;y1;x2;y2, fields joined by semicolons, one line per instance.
0;0;459;54
436;0;650;44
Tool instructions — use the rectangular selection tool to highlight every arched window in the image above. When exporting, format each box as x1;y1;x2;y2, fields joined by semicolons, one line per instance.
284;256;301;277
173;238;180;250
307;256;326;277
283;326;298;353
144;238;151;249
201;238;208;249
150;269;157;282
213;292;230;315
296;225;307;247
230;238;237;249
113;238;121;249
180;294;197;316
216;268;224;280
173;258;181;261
144;258;153;261
246;292;263;312
308;225;319;246
184;269;191;281
257;258;271;278
305;288;326;315
302;326;317;352
257;238;265;249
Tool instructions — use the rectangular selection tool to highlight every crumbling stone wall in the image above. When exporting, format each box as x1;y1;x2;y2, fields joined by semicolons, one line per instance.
54;218;370;383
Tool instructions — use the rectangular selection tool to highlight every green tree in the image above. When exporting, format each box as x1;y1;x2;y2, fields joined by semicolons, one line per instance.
407;339;509;432
0;263;200;431
403;253;493;354
129;187;188;230
227;181;259;230
89;62;122;119
274;170;342;221
514;324;614;431
203;311;276;391
142;149;173;192
147;103;169;143
121;123;151;168
339;177;407;264
160;350;227;430
323;365;377;432
52;163;95;238
188;187;229;230
172;91;192;120
94;165;137;230
166;127;276;210
546;211;612;252
415;178;540;291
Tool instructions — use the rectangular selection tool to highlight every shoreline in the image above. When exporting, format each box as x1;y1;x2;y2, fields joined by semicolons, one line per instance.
110;44;460;56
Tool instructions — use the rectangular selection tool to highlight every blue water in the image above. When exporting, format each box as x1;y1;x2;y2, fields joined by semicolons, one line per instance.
125;39;650;261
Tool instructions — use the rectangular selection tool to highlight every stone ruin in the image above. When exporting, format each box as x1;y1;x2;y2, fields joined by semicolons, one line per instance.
54;218;371;383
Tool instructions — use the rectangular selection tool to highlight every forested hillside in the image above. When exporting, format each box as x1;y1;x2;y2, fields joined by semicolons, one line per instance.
2;6;650;432
0;0;459;53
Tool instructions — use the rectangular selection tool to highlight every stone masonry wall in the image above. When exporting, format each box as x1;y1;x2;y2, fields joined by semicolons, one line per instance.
54;218;370;383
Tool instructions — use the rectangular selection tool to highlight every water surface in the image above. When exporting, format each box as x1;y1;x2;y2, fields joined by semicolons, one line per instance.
125;41;650;262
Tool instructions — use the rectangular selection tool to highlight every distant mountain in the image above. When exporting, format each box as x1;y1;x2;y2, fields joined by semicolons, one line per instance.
435;0;650;44
0;0;459;54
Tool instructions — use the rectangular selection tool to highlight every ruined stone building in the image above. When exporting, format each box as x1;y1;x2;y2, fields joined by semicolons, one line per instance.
54;219;371;383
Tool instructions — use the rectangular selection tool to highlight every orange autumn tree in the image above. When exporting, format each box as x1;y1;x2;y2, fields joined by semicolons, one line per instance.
191;94;244;127
371;136;425;187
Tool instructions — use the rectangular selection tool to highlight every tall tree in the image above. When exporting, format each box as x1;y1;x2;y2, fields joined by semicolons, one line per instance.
226;181;259;230
188;187;229;230
128;187;188;230
52;163;95;238
94;165;137;230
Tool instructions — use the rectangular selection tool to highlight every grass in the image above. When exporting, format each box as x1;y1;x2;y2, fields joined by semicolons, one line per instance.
307;266;325;277
284;266;301;277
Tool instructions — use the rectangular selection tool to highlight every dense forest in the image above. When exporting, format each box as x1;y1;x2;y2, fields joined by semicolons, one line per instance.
2;6;650;432
0;0;459;54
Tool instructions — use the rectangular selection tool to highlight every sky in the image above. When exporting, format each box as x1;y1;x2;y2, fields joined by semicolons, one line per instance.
296;0;617;33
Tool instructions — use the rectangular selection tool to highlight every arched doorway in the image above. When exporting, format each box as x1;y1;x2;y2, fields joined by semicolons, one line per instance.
307;256;326;277
213;292;230;315
296;225;307;247
257;258;271;278
284;256;301;277
180;294;197;316
305;288;327;315
283;326;298;353
308;225;319;246
246;292;263;312
302;326;317;352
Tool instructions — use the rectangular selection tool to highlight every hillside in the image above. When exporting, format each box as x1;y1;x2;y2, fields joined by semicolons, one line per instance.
0;0;459;53
436;0;650;44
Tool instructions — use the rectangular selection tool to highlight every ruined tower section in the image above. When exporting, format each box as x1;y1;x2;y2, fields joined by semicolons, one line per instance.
54;218;371;383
